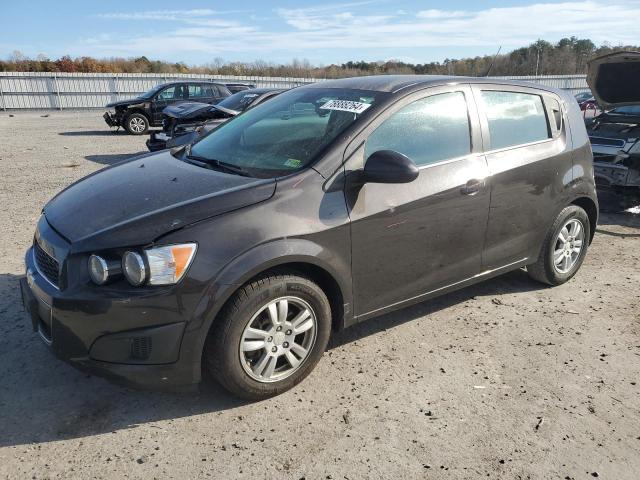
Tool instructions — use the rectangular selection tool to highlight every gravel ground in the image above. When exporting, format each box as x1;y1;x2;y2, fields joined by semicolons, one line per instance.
1;111;640;480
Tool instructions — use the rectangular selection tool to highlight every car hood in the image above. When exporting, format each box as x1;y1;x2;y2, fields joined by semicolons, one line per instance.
163;101;214;119
587;51;640;109
163;102;238;120
105;97;145;108
43;151;276;252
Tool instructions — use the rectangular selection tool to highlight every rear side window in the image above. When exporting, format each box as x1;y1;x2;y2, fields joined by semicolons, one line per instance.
480;91;550;150
189;84;208;98
365;92;471;167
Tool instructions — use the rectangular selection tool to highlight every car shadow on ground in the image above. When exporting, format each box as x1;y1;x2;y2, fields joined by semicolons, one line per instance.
0;267;546;448
59;130;126;137
329;268;543;349
84;151;149;165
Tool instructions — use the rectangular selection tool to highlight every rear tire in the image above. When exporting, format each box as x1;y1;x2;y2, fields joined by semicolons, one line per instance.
204;272;332;400
527;205;590;286
124;113;149;135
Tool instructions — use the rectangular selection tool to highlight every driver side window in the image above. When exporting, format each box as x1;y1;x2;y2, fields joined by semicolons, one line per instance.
365;92;471;167
157;86;176;101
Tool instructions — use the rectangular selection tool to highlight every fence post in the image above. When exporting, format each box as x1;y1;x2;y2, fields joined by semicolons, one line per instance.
53;73;62;110
0;76;5;111
114;74;119;102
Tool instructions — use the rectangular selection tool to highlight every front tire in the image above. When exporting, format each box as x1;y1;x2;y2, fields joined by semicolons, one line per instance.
527;205;590;286
124;113;149;135
204;272;332;400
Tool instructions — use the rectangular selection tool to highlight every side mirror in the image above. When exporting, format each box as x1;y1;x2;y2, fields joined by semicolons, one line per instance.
362;150;419;184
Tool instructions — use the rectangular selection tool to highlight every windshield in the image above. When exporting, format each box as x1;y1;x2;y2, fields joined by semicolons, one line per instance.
139;84;165;99
217;91;265;112
610;105;640;116
190;87;386;177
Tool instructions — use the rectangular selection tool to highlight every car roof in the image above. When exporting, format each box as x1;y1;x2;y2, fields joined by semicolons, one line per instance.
304;75;563;96
160;80;228;87
241;88;284;95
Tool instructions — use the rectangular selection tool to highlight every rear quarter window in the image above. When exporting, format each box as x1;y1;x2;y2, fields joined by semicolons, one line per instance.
480;91;550;150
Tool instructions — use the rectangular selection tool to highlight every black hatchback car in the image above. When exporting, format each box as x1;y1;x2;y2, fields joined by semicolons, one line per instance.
103;81;232;135
22;76;597;399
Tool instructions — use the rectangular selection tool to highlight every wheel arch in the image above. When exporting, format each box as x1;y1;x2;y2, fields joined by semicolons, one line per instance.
124;108;150;122
570;196;598;242
192;239;352;368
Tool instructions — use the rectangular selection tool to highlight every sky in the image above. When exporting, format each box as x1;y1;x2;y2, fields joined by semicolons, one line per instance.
2;0;640;65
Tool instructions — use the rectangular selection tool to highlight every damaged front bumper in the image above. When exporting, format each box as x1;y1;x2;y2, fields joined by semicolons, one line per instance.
592;138;640;188
103;111;120;128
593;151;640;187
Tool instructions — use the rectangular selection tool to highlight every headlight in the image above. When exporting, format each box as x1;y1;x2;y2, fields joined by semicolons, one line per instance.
88;255;109;285
122;251;147;286
121;244;196;287
88;254;122;285
145;243;197;285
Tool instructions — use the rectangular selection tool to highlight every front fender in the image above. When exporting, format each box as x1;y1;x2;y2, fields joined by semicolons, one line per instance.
186;237;353;363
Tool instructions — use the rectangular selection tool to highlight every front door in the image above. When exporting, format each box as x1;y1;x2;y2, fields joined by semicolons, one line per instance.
152;85;187;124
347;86;490;319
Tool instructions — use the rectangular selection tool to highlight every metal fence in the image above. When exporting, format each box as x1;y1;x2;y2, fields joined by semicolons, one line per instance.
0;72;589;110
493;74;588;96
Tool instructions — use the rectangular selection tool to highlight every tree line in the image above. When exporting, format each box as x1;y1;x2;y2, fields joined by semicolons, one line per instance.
1;37;636;78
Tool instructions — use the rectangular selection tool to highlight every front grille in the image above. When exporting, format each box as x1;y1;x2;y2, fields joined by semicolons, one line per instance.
34;242;60;287
589;136;626;148
593;153;618;163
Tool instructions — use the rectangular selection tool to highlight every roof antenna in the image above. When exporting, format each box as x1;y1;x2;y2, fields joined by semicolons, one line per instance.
484;46;502;77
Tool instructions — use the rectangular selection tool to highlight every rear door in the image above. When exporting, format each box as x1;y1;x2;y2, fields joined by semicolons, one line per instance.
471;84;573;269
347;85;491;319
188;83;215;104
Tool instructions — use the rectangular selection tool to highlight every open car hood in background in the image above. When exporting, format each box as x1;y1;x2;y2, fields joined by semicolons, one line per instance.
163;102;214;119
587;51;640;110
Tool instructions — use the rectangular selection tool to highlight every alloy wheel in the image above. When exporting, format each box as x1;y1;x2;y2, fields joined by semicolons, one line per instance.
553;218;585;274
129;117;146;133
239;297;317;383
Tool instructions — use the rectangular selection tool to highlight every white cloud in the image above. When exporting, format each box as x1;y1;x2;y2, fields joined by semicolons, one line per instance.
416;9;469;19
76;1;640;62
97;9;233;21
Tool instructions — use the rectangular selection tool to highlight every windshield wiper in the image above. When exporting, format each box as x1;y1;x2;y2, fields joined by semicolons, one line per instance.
184;146;252;177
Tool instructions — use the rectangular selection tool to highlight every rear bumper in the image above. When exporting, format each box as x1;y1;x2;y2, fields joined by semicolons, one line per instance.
21;247;203;391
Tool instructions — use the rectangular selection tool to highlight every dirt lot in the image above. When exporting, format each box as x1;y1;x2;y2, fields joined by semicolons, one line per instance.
1;111;640;480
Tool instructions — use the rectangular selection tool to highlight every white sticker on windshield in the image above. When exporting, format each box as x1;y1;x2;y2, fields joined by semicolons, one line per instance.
320;99;371;114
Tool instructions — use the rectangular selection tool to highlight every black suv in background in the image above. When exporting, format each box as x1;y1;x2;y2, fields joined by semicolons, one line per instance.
146;88;283;151
103;81;232;135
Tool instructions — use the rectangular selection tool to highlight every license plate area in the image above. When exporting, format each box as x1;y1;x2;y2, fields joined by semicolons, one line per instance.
20;276;53;345
36;300;53;345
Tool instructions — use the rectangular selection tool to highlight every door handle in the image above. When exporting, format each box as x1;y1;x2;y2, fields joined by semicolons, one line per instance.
461;179;484;195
